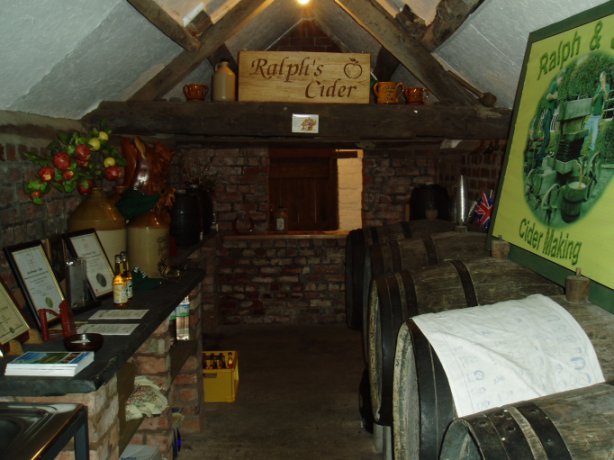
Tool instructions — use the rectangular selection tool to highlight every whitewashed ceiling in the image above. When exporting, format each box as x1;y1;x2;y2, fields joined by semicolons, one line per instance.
0;0;610;120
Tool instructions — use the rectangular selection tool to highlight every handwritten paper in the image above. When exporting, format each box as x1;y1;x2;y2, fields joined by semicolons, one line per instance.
78;323;139;336
88;309;148;321
412;294;604;417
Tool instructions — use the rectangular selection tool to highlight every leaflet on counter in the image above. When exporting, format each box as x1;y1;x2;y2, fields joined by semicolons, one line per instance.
77;323;139;336
88;309;148;321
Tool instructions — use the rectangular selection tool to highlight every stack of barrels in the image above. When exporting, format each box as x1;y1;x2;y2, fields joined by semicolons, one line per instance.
345;220;614;459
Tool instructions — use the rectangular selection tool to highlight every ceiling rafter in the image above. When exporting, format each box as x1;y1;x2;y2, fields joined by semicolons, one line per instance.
334;0;475;105
127;0;202;51
130;0;275;101
422;0;485;51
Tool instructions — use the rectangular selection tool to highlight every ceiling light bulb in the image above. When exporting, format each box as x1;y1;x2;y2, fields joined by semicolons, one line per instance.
297;0;311;5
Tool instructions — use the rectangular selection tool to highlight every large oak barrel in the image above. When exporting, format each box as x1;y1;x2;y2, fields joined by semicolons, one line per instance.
345;220;454;330
439;382;614;459
392;294;614;460
345;222;412;330
368;258;563;426
362;231;488;341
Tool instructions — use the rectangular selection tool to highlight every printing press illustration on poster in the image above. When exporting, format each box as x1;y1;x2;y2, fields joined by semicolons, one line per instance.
491;2;614;309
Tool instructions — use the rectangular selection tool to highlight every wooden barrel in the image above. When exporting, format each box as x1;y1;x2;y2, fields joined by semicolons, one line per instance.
345;222;413;330
346;220;455;330
363;231;488;327
368;257;563;426
392;294;614;460
439;382;614;459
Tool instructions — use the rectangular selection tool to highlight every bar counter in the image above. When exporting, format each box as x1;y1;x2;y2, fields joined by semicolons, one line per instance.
0;268;204;395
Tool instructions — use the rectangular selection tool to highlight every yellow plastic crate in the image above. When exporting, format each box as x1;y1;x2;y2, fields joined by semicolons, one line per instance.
202;350;239;402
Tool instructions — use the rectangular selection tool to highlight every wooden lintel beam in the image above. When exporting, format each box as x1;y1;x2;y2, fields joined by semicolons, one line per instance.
334;0;474;105
127;0;201;52
84;101;511;141
130;0;274;101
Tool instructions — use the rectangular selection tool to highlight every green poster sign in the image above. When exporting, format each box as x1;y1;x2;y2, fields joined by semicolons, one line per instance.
491;1;614;306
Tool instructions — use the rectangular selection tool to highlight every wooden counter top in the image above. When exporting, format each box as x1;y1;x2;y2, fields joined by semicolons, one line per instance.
0;268;204;396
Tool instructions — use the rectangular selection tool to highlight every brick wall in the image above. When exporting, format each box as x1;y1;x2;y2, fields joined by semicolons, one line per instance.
218;235;346;324
270;19;341;52
438;140;507;211
0;137;80;292
363;147;439;228
174;144;443;324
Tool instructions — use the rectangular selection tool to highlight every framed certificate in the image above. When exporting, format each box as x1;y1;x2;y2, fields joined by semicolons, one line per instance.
0;278;30;344
63;229;114;299
3;240;65;330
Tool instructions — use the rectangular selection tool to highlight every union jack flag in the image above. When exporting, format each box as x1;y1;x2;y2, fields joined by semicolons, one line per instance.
473;191;494;229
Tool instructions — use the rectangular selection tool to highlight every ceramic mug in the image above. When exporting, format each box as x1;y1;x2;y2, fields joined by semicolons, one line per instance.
404;86;428;105
183;83;208;101
373;82;404;104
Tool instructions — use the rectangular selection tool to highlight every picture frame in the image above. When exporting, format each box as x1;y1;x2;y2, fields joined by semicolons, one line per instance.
0;278;30;345
3;240;65;330
490;2;614;310
63;228;115;300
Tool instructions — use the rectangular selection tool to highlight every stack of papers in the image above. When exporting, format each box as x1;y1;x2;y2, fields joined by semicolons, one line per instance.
4;351;94;377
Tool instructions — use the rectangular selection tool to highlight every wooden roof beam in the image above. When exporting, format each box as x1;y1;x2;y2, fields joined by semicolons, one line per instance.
334;0;475;105
127;0;202;52
130;0;275;101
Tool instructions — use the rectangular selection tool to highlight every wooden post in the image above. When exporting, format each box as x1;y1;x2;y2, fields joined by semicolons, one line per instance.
565;268;590;303
490;239;510;260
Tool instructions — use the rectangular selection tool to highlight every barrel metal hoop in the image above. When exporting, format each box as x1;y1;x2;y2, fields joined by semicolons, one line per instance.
448;259;478;307
516;402;573;460
377;275;402;425
409;321;454;459
399;270;419;320
485;407;534;458
422;236;439;265
464;413;510;458
391;240;403;272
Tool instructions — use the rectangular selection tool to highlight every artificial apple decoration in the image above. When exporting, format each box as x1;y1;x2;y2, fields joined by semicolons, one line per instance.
38;166;55;182
62;169;75;181
53;152;70;170
75;144;91;160
77;179;93;195
104;165;122;181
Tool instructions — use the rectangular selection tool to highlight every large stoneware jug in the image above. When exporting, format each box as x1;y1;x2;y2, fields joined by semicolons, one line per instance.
212;60;236;102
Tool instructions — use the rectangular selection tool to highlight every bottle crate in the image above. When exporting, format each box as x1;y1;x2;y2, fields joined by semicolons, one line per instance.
202;350;239;403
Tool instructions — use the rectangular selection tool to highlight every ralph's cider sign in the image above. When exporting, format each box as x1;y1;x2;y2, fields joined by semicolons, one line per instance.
238;51;370;104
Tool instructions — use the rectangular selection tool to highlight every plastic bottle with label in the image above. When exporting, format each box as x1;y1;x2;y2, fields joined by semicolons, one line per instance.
212;60;236;102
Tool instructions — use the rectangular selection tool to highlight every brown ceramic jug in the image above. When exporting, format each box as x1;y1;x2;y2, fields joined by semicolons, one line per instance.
373;81;403;104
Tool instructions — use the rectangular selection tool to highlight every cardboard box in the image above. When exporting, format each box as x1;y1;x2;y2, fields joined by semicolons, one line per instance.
203;351;239;403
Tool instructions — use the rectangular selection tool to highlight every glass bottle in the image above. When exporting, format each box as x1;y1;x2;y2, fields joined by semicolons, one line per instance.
274;207;288;232
113;254;128;308
120;251;133;299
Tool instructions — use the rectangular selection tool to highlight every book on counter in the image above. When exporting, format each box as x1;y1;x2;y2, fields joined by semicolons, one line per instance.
4;350;94;377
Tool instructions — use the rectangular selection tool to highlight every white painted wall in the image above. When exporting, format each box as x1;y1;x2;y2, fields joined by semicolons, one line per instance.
337;152;363;231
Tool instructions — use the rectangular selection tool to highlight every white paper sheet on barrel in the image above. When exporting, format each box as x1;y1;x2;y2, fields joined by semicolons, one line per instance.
412;294;604;417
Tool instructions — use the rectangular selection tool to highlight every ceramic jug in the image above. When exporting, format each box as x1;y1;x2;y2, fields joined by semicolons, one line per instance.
213;60;236;101
373;81;403;104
